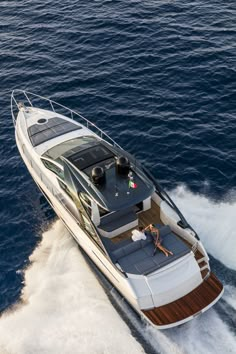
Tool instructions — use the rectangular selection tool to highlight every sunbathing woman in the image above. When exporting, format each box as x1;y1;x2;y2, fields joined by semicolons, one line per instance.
144;224;173;257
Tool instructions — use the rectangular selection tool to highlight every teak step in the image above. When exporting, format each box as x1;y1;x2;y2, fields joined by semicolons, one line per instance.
201;268;209;279
198;260;208;268
194;250;204;261
200;264;208;272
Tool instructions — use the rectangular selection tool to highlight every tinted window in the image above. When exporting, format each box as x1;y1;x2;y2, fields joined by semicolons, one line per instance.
41;159;64;178
80;214;104;253
80;193;92;216
58;179;74;200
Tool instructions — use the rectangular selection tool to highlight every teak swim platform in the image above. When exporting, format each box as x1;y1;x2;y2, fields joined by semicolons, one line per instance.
143;272;223;326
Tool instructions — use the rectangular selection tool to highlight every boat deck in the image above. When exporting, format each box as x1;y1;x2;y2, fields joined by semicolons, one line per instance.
112;200;163;243
110;199;210;278
142;272;223;327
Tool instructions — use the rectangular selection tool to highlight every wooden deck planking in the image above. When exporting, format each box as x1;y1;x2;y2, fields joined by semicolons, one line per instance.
201;268;210;279
112;228;133;243
112;200;162;244
195;250;205;261
198;260;208;268
142;272;223;326
138;200;163;228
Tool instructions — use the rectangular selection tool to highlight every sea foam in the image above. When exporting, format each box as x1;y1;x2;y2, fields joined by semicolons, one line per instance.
109;285;236;354
1;188;236;354
170;185;236;270
0;221;144;354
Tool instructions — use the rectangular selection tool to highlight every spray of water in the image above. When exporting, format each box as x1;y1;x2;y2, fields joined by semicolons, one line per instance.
1;188;235;354
223;285;236;311
106;185;236;354
110;287;236;354
170;185;236;270
162;309;236;354
0;221;144;354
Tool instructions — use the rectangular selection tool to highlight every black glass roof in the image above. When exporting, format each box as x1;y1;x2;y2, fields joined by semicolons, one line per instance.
43;134;155;211
63;153;155;211
67;143;114;170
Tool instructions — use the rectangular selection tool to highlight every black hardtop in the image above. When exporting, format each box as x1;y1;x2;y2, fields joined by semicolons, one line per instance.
62;140;155;211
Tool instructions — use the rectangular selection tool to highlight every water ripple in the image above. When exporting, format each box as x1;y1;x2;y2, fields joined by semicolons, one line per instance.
0;0;235;351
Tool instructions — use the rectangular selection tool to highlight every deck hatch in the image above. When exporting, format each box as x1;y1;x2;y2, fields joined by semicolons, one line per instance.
28;117;81;147
67;143;114;170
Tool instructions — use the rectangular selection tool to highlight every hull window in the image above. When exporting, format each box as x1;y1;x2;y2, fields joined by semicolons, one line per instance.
80;192;92;217
81;214;105;253
41;158;64;179
58;179;74;201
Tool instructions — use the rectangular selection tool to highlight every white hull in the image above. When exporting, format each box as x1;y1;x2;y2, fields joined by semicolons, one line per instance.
16;132;140;312
12;90;224;329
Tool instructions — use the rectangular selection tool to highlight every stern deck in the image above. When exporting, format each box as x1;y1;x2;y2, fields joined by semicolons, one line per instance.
142;272;223;327
106;201;196;275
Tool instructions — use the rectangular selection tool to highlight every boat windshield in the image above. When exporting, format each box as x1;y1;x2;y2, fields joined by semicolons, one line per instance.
43;136;98;163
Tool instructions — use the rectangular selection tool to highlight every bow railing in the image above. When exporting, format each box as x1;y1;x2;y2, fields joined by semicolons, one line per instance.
11;89;122;150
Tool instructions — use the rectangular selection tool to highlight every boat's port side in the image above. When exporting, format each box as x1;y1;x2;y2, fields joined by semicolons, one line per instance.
15;134;143;311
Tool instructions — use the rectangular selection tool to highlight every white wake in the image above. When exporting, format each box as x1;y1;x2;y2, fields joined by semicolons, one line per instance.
0;221;144;354
147;309;236;354
112;290;236;354
170;185;236;270
224;285;236;311
1;188;236;354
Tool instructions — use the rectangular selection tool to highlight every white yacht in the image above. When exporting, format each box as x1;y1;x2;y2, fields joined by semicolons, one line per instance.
11;90;224;329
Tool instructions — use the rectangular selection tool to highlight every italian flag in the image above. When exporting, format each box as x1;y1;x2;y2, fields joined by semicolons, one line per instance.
129;180;137;189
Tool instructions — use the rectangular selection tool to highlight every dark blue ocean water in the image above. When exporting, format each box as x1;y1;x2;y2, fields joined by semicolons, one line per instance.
0;0;236;353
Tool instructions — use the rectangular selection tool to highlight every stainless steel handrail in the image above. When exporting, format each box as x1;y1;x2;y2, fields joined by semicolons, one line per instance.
11;89;123;150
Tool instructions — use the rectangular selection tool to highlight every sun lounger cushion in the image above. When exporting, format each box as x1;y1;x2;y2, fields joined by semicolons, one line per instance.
109;225;191;275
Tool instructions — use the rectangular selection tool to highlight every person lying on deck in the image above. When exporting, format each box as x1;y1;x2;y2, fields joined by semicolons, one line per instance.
144;224;173;257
